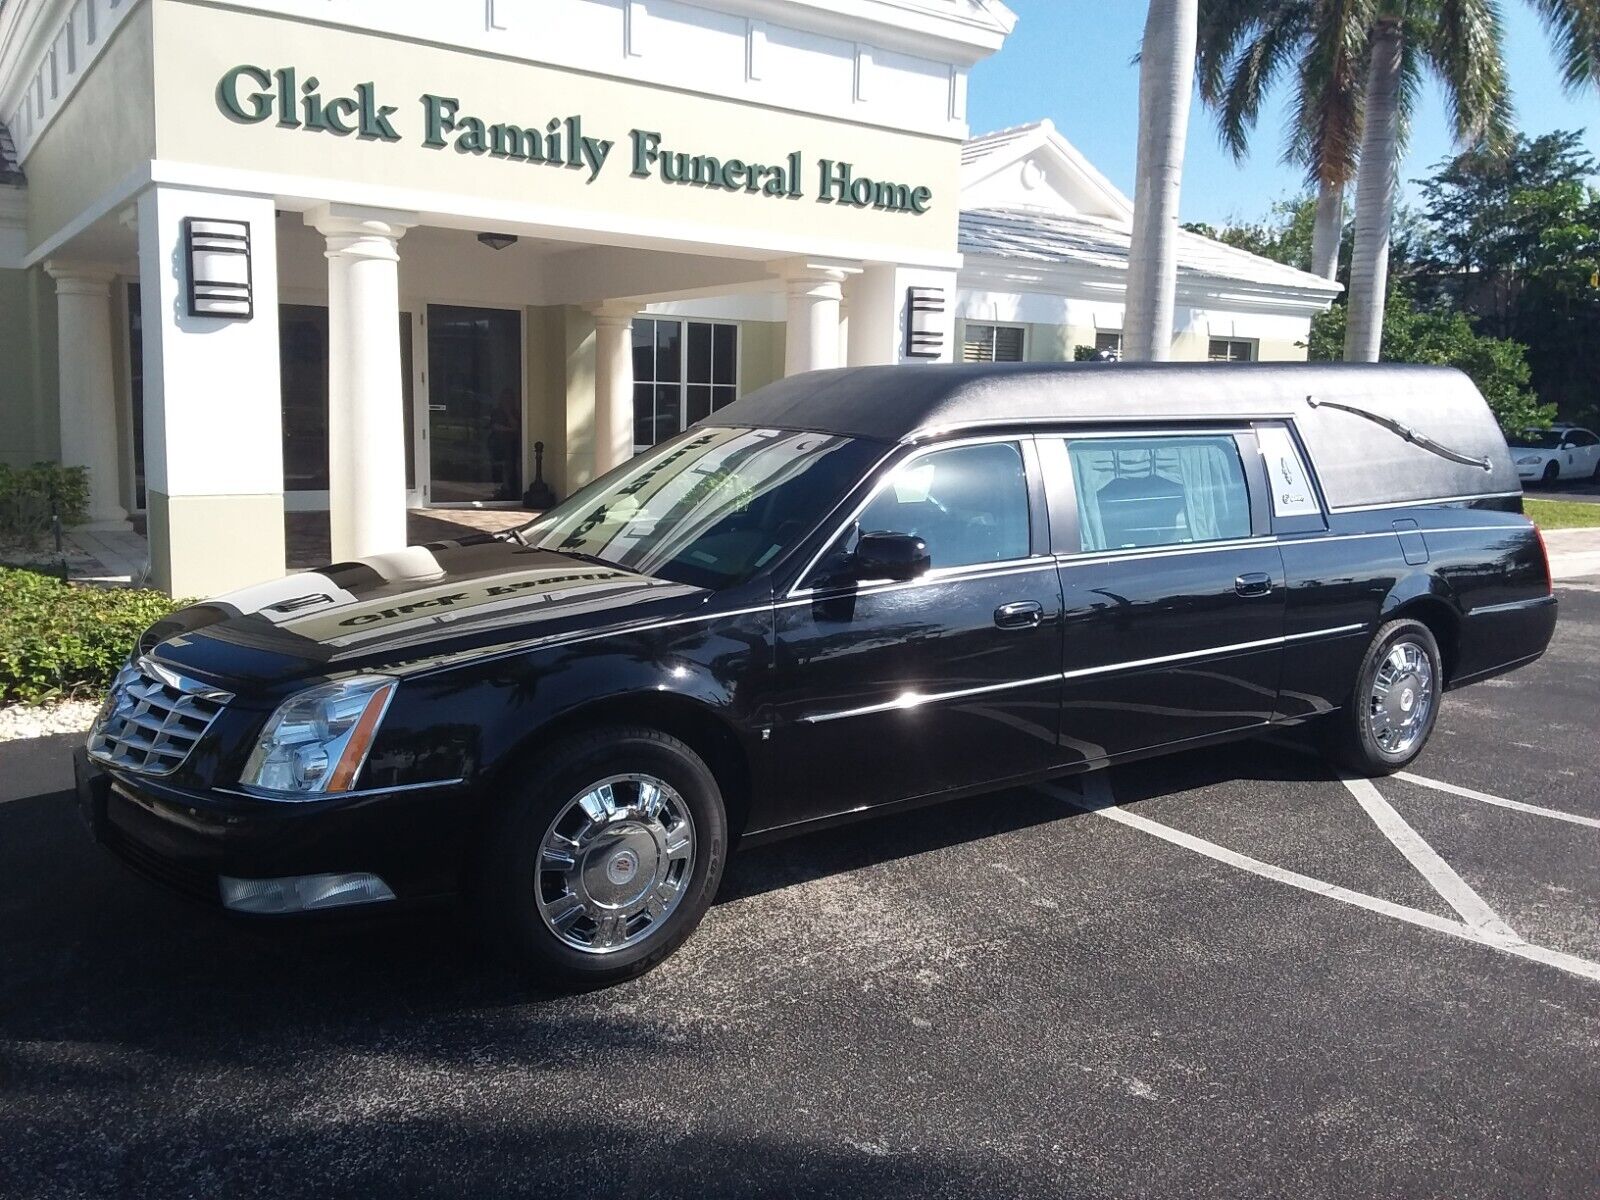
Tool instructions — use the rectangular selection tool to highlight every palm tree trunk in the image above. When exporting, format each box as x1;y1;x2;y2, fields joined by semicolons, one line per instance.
1123;0;1198;362
1344;16;1404;362
1310;181;1344;281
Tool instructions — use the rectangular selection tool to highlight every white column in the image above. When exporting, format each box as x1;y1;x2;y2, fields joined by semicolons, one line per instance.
309;205;415;563
781;265;851;376
589;303;637;476
847;264;959;366
44;262;129;529
137;187;285;598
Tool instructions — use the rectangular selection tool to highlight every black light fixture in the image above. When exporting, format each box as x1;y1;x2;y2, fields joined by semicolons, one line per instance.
477;232;519;251
184;217;253;320
904;286;946;359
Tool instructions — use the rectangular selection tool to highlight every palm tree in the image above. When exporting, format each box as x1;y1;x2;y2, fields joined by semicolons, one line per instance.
1344;1;1512;361
1125;0;1200;362
1197;0;1367;282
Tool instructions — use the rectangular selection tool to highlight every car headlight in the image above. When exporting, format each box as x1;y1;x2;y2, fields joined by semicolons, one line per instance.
1516;455;1543;465
241;675;396;799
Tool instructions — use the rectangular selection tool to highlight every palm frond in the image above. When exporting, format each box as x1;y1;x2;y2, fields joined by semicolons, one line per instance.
1523;0;1600;92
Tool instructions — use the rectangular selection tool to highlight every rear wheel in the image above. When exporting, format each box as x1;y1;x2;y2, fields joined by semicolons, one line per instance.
1322;619;1443;776
474;726;727;989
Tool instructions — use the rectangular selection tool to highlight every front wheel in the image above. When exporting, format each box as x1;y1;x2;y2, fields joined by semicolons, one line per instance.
1322;619;1443;776
1542;460;1560;484
474;726;728;989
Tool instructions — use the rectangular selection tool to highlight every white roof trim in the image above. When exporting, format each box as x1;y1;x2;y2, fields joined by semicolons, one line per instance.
960;118;1134;221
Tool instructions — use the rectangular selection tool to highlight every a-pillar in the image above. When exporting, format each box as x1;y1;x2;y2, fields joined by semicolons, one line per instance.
589;302;637;476
309;204;416;563
137;187;285;597
781;263;856;376
43;262;129;529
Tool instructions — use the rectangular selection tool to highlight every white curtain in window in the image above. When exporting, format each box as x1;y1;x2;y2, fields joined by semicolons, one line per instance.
1069;437;1249;551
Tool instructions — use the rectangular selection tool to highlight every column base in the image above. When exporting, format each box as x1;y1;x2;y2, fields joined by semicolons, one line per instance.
76;517;135;533
146;491;285;599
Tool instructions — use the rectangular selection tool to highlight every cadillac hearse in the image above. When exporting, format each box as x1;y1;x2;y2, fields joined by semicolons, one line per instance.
75;363;1557;986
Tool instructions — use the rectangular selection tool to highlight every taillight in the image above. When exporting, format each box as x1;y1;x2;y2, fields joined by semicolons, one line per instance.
1533;524;1553;595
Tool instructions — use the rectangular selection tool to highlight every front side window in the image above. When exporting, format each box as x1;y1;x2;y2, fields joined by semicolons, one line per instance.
1067;435;1251;552
824;441;1032;573
961;322;1025;363
517;427;878;590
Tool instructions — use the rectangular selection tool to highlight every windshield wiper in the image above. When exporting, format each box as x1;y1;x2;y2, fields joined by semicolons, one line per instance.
552;548;622;570
1307;396;1493;472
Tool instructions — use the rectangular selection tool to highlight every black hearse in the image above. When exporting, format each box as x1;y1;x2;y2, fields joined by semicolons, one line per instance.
76;363;1556;986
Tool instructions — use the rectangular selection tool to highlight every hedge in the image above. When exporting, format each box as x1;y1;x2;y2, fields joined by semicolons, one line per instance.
0;567;184;706
0;463;89;551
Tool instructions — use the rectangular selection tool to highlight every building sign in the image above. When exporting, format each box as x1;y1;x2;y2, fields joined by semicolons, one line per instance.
216;65;934;215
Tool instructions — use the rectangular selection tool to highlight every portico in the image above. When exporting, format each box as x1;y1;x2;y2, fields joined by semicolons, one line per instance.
0;0;1011;595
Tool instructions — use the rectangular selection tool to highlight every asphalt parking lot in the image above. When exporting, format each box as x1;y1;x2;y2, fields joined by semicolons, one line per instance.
3;589;1598;1200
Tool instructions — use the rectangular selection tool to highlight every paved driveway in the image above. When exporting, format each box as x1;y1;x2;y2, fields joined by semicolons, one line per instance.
2;591;1597;1199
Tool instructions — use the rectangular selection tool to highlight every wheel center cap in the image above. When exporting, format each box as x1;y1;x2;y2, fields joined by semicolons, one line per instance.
606;850;640;886
1400;687;1415;713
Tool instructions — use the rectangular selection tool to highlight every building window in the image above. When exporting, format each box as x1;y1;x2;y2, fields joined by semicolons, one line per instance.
633;318;739;450
961;322;1025;363
1208;338;1256;363
1094;331;1123;357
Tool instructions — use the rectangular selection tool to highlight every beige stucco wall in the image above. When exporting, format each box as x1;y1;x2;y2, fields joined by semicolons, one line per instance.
737;320;786;396
0;266;60;467
23;4;157;252
149;0;959;263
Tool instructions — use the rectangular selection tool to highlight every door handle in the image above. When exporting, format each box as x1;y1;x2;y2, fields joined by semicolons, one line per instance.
1234;573;1273;598
994;600;1044;629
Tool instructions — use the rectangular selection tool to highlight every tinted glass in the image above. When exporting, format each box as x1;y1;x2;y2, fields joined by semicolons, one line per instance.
1570;431;1597;447
1510;430;1563;449
427;305;522;503
1067;435;1251;552
519;427;880;590
852;442;1031;569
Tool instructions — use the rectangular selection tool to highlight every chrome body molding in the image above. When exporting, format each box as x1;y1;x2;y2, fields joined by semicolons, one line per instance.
217;778;468;802
1327;491;1524;514
798;624;1369;725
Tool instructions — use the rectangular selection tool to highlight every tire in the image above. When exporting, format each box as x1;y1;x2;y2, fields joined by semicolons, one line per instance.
473;725;727;989
1591;458;1600;484
1541;461;1560;484
1321;619;1443;776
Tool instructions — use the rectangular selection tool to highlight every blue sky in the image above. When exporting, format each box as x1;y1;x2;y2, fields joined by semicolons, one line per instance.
968;0;1600;226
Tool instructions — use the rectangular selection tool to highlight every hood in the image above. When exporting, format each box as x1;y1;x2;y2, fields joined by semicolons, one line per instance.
145;537;708;693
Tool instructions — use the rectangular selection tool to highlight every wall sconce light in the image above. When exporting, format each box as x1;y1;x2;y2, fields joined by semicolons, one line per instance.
904;286;945;359
184;218;253;320
477;232;519;251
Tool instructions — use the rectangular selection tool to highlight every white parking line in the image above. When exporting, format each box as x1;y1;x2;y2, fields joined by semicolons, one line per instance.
1339;774;1520;940
1393;771;1600;830
1044;777;1600;984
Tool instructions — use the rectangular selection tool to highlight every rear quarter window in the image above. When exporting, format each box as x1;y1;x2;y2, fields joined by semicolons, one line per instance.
1065;435;1251;552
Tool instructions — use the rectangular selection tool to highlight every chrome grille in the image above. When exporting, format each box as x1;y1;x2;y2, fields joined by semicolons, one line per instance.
87;657;233;776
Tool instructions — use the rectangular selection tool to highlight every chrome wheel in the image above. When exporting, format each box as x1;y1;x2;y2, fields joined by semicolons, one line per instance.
1366;639;1435;758
534;773;696;955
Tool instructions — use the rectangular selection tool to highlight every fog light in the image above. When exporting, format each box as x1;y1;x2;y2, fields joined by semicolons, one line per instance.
218;872;396;914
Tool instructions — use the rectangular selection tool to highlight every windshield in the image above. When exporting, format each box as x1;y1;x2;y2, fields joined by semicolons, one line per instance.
1510;430;1563;449
514;427;880;589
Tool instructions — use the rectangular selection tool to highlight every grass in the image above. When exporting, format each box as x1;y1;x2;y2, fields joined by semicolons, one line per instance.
1525;498;1600;530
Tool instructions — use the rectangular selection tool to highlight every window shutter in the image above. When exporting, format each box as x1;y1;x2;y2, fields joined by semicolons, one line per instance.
962;323;995;362
993;325;1025;362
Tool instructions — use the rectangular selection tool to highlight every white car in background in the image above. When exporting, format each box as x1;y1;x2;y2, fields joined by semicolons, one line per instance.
1511;424;1600;484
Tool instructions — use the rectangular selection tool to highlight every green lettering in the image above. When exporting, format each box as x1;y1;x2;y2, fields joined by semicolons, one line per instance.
910;185;932;215
421;94;459;149
323;95;357;136
631;129;661;177
216;65;273;124
455;115;488;155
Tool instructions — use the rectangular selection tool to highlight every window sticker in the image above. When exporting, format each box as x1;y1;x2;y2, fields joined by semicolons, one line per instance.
1257;424;1321;517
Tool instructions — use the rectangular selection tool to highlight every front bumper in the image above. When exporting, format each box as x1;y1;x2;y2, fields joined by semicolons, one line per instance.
74;747;475;913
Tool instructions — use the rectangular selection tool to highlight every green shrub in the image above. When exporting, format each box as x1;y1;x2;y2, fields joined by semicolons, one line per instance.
0;567;184;706
0;463;89;550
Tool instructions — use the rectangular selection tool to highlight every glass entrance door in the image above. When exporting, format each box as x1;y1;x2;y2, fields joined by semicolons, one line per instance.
425;305;523;504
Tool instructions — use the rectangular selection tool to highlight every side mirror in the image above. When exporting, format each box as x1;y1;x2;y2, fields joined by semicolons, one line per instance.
853;532;930;582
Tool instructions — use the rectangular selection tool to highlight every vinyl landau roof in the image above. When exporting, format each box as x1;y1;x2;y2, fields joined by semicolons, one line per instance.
715;362;1519;511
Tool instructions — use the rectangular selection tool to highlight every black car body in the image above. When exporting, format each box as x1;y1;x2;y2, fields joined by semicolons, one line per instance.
75;362;1557;982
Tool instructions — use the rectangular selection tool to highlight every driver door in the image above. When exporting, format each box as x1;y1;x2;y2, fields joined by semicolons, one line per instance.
764;438;1064;833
